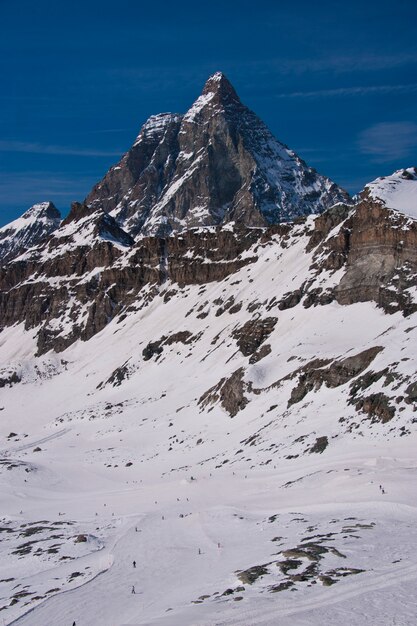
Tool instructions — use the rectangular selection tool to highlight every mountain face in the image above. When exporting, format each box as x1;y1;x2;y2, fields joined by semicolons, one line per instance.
0;170;416;625
1;74;417;626
85;72;350;236
0;201;61;264
0;170;415;357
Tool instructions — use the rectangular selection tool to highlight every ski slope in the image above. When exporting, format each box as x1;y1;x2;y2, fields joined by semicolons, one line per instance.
0;211;416;625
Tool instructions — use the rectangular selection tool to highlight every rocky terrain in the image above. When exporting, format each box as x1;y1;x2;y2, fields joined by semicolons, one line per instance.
86;72;351;236
0;202;61;264
0;75;416;626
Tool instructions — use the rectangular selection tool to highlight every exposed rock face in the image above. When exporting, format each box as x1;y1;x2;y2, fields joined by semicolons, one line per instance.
61;202;134;247
333;200;417;315
285;347;383;407
1;186;416;356
309;436;328;454
355;393;395;423
86;113;182;236
0;202;61;264
0;224;263;354
232;317;278;356
199;368;249;417
85;72;350;236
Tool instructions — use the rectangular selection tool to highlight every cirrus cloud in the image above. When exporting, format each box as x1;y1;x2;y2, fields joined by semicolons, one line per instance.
0;140;122;157
357;121;417;162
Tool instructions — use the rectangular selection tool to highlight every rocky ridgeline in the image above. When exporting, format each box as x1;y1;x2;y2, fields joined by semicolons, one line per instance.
0;190;416;356
0;217;266;353
85;72;350;236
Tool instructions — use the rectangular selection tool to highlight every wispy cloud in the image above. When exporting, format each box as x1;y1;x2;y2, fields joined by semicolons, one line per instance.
269;52;417;76
357;121;417;162
0;140;123;157
274;83;417;99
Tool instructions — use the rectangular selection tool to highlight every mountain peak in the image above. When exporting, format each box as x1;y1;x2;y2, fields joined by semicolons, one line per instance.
362;166;417;219
0;201;61;264
21;201;61;222
86;72;350;236
201;71;241;105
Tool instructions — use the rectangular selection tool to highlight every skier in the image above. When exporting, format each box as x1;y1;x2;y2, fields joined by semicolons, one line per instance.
198;548;201;555
133;560;136;568
131;585;136;594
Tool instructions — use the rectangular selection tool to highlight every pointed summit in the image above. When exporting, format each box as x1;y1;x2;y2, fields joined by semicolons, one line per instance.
21;201;61;222
0;201;61;264
86;72;351;236
201;71;241;105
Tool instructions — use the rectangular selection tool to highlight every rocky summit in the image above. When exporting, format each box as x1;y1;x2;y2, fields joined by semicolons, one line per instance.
0;74;416;626
0;201;61;264
85;72;351;236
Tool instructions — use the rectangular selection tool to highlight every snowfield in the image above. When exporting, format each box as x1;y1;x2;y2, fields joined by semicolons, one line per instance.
0;214;416;625
365;167;417;218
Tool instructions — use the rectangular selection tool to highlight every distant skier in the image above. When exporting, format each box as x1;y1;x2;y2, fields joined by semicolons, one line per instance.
132;585;136;594
133;560;136;568
198;548;201;555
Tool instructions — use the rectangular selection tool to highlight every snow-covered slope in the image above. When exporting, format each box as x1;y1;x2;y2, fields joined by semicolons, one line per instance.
0;202;61;264
0;191;416;624
85;72;351;236
0;64;415;624
363;166;417;218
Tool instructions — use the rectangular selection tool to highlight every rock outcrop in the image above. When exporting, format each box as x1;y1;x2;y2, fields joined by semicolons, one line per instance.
333;200;417;315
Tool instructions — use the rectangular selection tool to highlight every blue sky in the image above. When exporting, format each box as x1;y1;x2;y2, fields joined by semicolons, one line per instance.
1;0;416;225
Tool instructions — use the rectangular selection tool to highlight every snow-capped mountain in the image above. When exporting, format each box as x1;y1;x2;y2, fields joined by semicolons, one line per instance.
0;201;61;264
0;70;416;625
0;178;416;624
85;72;351;236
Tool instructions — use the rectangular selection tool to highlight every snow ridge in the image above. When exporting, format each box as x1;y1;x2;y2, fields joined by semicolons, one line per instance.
0;201;61;264
363;167;417;218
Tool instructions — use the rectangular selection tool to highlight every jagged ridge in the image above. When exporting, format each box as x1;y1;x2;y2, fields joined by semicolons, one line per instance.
86;72;351;236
